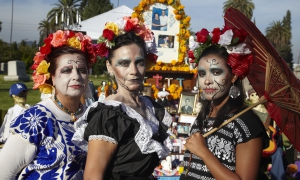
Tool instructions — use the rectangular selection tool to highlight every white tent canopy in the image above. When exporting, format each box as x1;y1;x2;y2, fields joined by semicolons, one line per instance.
80;5;133;40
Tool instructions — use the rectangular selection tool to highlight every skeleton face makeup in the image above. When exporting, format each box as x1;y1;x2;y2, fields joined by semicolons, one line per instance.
52;53;88;98
106;44;145;92
197;54;233;101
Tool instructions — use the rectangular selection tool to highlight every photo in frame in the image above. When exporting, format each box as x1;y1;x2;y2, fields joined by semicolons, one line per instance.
178;92;198;115
176;122;191;137
142;86;152;97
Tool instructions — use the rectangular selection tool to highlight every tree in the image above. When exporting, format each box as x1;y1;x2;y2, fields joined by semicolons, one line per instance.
38;19;51;43
80;0;113;20
0;21;2;32
266;11;293;70
223;0;255;19
47;0;82;30
265;21;290;50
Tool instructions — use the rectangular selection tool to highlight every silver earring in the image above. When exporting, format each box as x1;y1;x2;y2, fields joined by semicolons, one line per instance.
200;92;206;100
229;84;240;99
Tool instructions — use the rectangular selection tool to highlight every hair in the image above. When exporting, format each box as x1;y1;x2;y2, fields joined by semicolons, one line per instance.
45;46;89;86
196;45;245;129
185;98;190;102
107;31;146;64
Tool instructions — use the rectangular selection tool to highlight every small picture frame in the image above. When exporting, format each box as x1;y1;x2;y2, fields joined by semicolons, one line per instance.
142;86;152;97
295;149;300;161
177;122;191;137
178;114;197;124
178;92;198;115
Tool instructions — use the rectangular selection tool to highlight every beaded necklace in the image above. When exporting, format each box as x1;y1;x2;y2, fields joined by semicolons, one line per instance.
54;96;82;122
186;102;214;177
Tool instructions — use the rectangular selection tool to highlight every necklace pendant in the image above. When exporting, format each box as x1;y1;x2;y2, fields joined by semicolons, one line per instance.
71;114;76;122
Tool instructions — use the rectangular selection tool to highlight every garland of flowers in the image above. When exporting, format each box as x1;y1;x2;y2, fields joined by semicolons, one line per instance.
31;30;97;94
132;0;190;65
95;16;157;63
191;26;254;79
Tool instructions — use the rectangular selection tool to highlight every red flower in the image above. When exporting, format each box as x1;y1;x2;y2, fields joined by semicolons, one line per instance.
103;29;115;41
67;30;75;38
44;34;53;46
124;20;135;32
227;53;253;79
95;43;109;57
188;50;195;59
211;28;221;44
233;29;248;44
40;45;52;55
31;63;39;70
146;53;158;63
195;28;210;43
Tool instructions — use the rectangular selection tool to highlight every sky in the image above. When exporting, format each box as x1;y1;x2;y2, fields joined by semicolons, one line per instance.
0;0;300;63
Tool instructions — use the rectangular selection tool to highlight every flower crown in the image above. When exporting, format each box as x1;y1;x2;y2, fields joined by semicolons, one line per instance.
190;26;254;79
31;30;97;94
95;16;157;62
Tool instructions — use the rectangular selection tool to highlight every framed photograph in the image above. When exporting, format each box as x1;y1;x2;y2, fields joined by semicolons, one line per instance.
178;92;198;115
158;34;175;48
151;7;168;31
295;149;300;161
176;122;191;137
142;86;152;97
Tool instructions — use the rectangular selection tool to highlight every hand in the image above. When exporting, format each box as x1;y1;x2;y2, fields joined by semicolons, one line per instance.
184;132;208;158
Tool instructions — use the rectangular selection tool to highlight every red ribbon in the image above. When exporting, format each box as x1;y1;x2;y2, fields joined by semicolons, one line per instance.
227;53;253;79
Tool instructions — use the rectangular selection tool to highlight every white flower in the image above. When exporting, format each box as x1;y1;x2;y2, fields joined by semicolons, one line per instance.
218;29;233;46
226;43;251;55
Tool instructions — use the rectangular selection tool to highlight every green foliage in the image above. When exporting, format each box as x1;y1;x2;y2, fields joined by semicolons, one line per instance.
81;0;113;20
223;0;255;20
92;56;107;75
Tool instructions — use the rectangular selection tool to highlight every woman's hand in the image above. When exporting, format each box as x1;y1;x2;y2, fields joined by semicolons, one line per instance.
184;132;209;158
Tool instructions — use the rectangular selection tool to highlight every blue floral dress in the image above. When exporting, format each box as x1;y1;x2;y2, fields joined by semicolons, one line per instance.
10;98;86;180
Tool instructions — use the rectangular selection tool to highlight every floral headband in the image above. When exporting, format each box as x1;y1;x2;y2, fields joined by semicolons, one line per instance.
31;30;97;94
190;26;254;80
95;16;158;63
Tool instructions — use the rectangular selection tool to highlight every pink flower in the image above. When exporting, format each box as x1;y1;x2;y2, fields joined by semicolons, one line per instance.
32;74;48;89
33;52;45;64
51;30;67;47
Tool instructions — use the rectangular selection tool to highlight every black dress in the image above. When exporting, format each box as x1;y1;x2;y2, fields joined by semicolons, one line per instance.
180;109;269;180
83;96;172;180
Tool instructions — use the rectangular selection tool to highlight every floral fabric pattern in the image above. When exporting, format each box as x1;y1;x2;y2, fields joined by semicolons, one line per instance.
10;103;86;180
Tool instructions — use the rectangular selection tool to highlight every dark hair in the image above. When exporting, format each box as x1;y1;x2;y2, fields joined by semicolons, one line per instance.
45;46;89;86
196;45;245;129
185;98;190;102
107;31;146;63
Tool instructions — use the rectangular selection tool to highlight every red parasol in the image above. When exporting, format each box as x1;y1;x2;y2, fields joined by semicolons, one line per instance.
204;8;300;152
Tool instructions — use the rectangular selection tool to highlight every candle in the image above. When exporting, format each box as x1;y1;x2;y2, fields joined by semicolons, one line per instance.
61;10;64;22
78;14;81;25
55;12;58;25
67;15;69;26
76;10;79;23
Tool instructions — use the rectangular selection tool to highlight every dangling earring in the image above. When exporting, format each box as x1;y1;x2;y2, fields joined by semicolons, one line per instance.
229;83;240;99
200;92;206;100
51;86;56;100
107;72;118;94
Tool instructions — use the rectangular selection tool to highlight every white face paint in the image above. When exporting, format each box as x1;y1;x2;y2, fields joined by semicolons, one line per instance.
106;44;145;92
52;53;88;98
198;54;233;101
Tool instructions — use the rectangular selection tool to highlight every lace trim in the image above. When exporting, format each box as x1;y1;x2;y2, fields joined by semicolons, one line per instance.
104;96;171;158
89;135;118;144
71;101;100;152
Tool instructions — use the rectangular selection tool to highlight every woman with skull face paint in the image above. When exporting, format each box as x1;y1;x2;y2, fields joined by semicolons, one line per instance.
180;28;269;180
0;30;98;179
72;17;172;180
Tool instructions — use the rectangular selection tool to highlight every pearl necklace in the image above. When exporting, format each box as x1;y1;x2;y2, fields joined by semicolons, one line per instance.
54;96;82;122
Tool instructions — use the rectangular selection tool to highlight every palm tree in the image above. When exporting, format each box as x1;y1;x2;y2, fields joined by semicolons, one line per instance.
223;0;255;19
47;0;82;30
0;21;2;32
265;20;290;49
38;19;51;41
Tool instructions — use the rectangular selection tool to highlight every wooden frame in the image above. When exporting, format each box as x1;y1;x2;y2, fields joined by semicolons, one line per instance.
178;92;198;115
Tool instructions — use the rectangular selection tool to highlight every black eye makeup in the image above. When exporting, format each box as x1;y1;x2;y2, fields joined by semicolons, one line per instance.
60;66;73;74
116;60;131;67
210;68;224;76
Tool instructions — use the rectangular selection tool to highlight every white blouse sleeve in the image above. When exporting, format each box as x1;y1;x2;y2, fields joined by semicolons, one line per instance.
0;134;37;179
